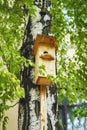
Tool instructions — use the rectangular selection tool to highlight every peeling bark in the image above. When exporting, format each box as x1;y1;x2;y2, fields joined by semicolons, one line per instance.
18;0;58;130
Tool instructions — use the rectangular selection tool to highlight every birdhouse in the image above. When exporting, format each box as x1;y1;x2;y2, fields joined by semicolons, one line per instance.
33;34;57;86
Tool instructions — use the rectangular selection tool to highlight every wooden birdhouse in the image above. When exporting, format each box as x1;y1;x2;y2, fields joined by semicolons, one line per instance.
33;34;57;86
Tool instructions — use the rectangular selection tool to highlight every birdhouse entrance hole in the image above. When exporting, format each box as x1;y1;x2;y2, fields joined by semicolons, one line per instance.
43;51;48;54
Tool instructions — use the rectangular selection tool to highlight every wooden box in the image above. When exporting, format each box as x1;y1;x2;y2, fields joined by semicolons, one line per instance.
33;34;57;86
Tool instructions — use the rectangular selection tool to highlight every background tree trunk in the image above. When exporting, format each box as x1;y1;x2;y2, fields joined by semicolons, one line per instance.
18;0;58;130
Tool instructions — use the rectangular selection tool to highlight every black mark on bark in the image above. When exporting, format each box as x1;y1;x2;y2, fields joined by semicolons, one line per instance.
35;100;40;118
47;114;53;130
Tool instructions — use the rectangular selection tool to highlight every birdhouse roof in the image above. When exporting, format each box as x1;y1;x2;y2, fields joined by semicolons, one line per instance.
33;34;58;55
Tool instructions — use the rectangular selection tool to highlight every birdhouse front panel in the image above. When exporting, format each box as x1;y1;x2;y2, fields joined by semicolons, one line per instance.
35;45;56;86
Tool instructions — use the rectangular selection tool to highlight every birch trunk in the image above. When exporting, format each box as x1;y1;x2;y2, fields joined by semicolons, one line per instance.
18;0;58;130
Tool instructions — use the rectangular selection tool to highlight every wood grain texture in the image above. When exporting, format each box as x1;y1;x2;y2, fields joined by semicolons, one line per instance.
40;86;47;130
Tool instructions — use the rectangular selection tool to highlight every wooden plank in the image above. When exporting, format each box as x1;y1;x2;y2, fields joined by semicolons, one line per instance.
36;77;52;86
40;86;47;130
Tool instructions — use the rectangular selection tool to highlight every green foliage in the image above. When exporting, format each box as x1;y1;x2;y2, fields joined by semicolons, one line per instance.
51;0;87;104
50;0;68;42
2;116;9;130
73;107;87;118
58;120;63;130
47;74;55;83
39;65;46;76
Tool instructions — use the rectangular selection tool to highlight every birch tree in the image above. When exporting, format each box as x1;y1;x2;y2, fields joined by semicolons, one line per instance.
18;0;58;130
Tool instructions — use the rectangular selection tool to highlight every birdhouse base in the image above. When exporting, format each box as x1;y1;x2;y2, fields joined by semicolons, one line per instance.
36;77;52;86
